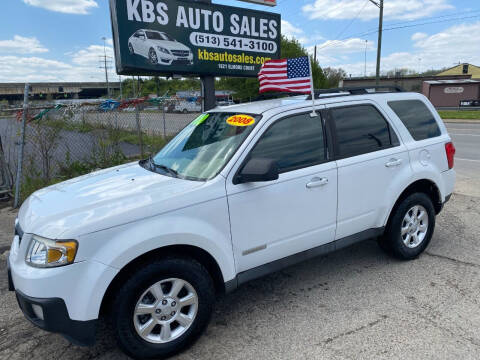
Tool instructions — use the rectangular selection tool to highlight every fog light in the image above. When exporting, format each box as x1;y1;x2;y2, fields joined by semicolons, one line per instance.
31;304;44;320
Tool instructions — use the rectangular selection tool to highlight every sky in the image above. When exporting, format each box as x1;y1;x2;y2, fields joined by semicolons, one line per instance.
0;0;480;82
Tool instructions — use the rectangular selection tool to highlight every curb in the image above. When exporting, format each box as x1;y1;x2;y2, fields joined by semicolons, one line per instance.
442;119;480;124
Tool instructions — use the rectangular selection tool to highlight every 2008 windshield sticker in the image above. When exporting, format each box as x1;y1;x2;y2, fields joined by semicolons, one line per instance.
226;114;255;127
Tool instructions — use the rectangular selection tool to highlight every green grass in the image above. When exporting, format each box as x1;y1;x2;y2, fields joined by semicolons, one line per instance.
437;110;480;120
43;118;172;149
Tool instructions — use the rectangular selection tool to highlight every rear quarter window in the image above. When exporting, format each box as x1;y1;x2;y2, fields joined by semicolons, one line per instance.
388;100;441;141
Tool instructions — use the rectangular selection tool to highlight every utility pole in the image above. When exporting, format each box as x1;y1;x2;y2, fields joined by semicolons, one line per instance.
101;37;111;97
314;45;317;64
369;0;383;85
364;40;368;77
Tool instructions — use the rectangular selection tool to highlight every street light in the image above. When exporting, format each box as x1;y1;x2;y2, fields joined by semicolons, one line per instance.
369;0;384;85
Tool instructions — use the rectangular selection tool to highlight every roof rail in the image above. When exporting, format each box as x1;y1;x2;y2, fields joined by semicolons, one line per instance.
307;85;404;100
252;91;304;102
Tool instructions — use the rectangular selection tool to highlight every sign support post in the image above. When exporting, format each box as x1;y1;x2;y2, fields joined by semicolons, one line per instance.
195;0;216;111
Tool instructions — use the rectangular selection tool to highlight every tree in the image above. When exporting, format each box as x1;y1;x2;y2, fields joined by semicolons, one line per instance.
323;67;347;88
217;36;326;102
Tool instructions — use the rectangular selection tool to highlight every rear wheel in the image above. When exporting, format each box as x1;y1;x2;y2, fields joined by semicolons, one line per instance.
379;192;435;260
111;258;215;359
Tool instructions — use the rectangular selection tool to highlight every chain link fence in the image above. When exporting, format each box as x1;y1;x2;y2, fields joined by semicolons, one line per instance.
0;99;201;205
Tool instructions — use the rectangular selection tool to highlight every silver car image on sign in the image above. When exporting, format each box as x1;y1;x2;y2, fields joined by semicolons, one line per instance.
128;29;193;66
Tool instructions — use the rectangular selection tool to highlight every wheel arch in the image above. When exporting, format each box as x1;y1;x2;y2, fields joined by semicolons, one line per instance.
385;179;442;228
99;244;225;318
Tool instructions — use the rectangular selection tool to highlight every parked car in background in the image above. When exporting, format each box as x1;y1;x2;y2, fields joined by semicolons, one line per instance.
174;101;201;113
128;29;193;66
8;88;455;359
217;100;235;106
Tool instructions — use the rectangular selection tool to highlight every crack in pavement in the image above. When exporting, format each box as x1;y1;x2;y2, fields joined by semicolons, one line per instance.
320;315;389;345
424;252;480;269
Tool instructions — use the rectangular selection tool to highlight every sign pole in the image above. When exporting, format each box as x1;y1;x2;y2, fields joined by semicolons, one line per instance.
194;0;216;111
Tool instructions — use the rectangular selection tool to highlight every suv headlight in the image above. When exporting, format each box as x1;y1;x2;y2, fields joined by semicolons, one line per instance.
156;46;170;54
26;235;78;268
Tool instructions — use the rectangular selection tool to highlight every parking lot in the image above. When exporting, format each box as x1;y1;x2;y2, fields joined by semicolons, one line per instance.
0;122;479;360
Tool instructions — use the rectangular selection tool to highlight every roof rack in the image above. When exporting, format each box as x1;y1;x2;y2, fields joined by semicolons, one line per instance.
307;85;404;100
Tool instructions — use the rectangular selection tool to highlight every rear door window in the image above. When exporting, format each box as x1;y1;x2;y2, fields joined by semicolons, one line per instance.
330;105;399;158
388;100;441;141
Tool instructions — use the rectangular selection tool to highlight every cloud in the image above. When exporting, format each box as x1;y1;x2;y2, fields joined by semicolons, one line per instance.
411;32;428;41
281;20;324;45
0;35;48;54
281;20;303;38
70;44;114;66
0;41;117;82
0;56;72;82
325;21;480;77
316;38;374;55
22;0;98;15
302;0;453;21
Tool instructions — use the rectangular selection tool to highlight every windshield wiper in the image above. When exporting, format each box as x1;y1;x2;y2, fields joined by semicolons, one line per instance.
147;156;179;177
155;164;179;177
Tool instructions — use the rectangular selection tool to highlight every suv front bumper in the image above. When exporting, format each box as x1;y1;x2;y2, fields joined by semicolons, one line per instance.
7;257;96;345
15;288;97;346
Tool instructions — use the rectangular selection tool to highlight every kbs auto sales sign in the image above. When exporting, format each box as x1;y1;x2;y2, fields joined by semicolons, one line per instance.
109;0;281;77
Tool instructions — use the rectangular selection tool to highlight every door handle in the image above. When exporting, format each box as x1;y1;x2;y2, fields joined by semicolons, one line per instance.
306;177;328;189
385;158;402;167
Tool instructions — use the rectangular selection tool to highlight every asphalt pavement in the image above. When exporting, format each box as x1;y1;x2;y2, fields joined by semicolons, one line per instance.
0;122;479;360
445;122;480;197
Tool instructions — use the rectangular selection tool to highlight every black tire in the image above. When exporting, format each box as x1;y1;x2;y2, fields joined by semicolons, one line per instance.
182;109;188;114
379;192;435;260
111;257;215;359
149;48;158;65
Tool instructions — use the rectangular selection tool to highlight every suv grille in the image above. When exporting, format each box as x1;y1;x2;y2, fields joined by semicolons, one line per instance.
171;50;190;57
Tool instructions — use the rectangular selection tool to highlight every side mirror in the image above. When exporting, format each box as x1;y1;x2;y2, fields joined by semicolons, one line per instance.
234;158;279;184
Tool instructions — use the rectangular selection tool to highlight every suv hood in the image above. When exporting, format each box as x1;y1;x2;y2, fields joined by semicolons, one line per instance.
18;162;206;239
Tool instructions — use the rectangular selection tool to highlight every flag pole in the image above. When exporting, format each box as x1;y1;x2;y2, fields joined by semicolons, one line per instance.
308;56;317;117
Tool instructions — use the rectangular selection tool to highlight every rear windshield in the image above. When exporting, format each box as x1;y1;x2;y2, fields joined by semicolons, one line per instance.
388;100;441;141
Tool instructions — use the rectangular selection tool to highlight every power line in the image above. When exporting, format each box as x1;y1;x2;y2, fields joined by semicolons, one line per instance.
332;0;370;41
381;9;480;29
383;14;480;32
315;13;480;53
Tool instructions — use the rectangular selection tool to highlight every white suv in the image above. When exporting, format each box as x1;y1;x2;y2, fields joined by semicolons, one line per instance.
8;89;455;359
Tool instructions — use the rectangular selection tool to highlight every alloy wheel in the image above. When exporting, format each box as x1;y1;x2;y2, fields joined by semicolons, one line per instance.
149;49;158;64
133;278;198;344
401;205;429;248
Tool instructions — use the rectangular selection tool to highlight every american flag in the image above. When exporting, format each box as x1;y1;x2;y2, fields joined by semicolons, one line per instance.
258;56;313;94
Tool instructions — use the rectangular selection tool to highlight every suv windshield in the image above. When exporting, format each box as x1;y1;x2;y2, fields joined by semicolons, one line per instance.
147;112;259;181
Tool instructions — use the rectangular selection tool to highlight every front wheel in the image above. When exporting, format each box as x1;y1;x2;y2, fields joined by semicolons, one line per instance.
379;192;435;260
149;48;158;65
111;258;215;359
